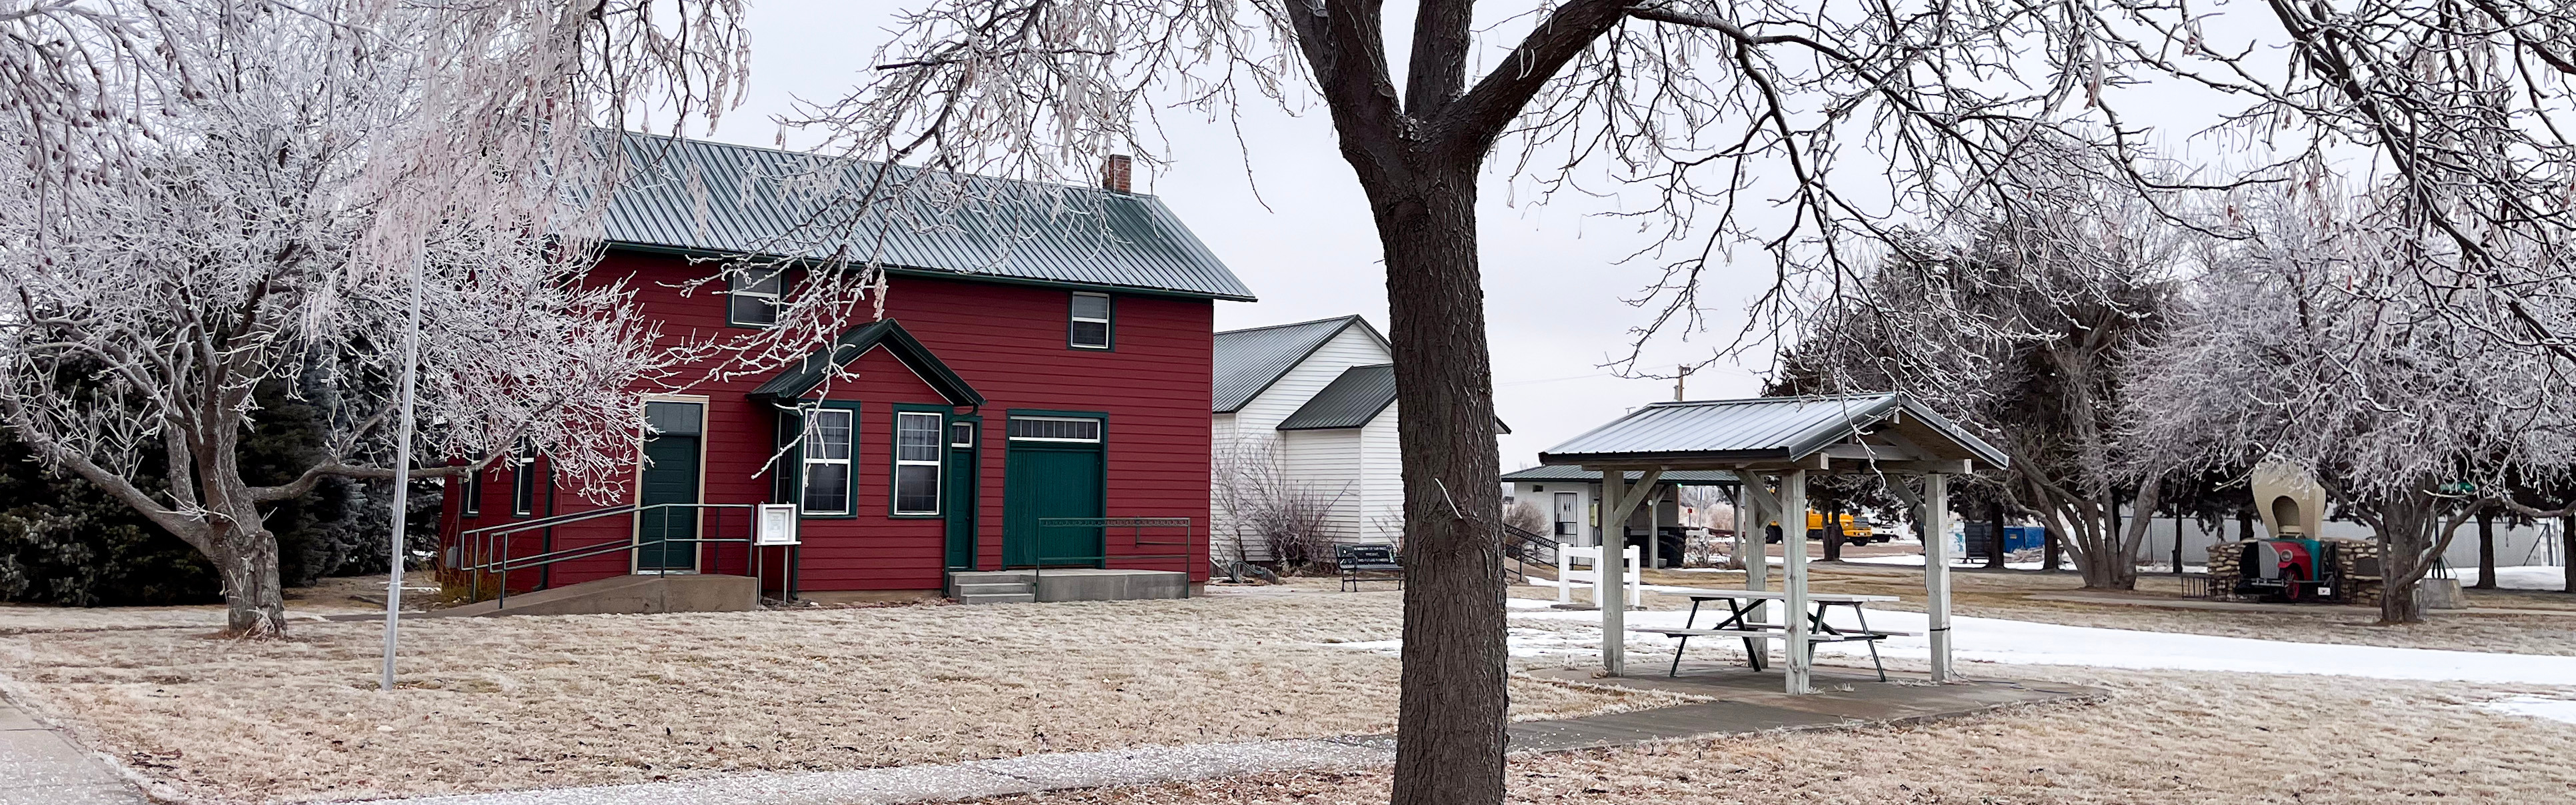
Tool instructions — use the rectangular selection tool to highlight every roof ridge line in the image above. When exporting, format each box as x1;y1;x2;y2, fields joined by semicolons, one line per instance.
1215;314;1364;336
622;129;1162;201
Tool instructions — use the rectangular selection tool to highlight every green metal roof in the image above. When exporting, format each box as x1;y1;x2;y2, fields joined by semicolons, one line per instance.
604;133;1257;301
747;319;983;406
1276;364;1397;430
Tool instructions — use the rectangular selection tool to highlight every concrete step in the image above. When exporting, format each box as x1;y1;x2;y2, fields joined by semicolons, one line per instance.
955;592;1037;605
952;582;1034;597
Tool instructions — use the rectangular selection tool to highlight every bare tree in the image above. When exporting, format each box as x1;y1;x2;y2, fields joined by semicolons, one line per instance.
1782;142;2182;589
2132;180;2576;623
1502;500;1547;536
1213;436;1349;574
0;0;746;636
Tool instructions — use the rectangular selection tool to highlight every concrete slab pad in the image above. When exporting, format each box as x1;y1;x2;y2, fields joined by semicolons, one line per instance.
0;727;101;764
0;759;129;788
0;707;37;731
0;782;149;805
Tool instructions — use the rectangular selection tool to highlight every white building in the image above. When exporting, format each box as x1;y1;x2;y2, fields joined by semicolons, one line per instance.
1499;467;1737;566
1209;316;1405;560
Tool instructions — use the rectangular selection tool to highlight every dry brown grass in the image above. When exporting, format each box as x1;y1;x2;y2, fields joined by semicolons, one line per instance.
967;666;2576;805
0;590;1688;804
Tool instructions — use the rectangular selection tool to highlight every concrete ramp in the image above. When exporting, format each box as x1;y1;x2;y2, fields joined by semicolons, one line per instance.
947;569;1191;603
432;574;758;618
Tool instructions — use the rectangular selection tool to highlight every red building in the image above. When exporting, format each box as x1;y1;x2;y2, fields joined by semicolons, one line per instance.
437;139;1253;603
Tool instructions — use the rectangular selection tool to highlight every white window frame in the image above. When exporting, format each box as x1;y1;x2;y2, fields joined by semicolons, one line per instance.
893;412;944;516
1068;292;1111;349
801;408;855;516
1007;416;1103;443
950;421;975;448
459;468;482;516
511;443;539;516
728;265;785;327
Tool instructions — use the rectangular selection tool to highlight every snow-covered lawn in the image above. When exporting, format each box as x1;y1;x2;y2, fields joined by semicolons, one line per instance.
2455;565;2570;591
1510;605;2576;686
0;592;1687;804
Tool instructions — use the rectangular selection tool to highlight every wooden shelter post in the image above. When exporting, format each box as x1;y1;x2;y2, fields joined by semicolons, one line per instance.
1730;471;1777;662
1595;468;1661;676
1924;473;1953;681
1781;468;1812;694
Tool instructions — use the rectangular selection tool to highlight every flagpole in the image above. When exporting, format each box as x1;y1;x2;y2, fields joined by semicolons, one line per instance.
381;256;425;692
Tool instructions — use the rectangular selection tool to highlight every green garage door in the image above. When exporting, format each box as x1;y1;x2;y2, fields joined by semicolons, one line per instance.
1001;416;1104;568
636;401;702;572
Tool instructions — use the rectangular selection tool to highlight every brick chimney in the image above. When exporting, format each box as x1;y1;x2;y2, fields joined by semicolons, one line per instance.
1099;154;1132;193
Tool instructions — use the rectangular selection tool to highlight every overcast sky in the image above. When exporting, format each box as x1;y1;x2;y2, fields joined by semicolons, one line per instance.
705;1;2288;471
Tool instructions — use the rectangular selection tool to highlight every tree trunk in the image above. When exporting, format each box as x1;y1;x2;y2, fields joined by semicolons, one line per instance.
207;519;288;636
1823;500;1844;562
2473;507;2497;590
1986;501;2007;569
2373;488;2451;625
2042;524;2062;571
2563;515;2574;594
1370;166;1507;805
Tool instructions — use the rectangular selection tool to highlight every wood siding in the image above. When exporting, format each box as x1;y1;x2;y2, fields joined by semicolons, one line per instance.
442;248;1215;593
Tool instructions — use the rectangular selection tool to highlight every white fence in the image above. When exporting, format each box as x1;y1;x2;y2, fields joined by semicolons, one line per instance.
1557;544;1642;608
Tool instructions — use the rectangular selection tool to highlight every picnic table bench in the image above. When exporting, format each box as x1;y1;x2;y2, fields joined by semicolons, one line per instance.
1628;588;1914;680
1337;544;1402;592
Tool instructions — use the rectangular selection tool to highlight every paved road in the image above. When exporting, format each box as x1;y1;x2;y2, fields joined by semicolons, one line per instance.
0;700;148;805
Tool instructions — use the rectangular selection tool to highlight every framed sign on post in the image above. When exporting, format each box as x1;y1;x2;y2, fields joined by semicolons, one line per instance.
756;504;801;546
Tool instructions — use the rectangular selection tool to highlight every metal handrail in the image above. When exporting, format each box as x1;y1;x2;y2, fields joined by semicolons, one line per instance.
1029;516;1196;598
460;503;641;539
457;502;771;610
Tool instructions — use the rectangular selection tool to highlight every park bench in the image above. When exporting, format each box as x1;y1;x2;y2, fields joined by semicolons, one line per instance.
1337;543;1403;592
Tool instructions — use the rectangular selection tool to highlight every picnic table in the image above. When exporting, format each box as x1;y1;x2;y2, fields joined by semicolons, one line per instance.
1629;588;1913;680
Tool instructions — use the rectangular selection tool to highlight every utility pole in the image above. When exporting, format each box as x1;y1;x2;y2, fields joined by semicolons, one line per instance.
381;257;425;692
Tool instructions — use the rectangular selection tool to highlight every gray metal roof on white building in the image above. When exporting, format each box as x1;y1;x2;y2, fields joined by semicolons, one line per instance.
1211;315;1383;413
602;133;1255;301
1537;393;2007;469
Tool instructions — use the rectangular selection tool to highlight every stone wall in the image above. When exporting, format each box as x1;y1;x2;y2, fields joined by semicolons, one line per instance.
2203;538;2380;606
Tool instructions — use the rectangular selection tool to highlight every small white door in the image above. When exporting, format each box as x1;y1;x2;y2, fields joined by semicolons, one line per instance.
1553;492;1580;541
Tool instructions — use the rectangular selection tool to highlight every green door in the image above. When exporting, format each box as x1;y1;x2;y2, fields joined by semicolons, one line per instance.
944;421;979;570
1002;444;1103;567
636;401;702;572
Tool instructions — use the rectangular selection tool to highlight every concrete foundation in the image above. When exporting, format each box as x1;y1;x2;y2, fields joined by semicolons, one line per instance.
431;574;758;618
945;569;1191;603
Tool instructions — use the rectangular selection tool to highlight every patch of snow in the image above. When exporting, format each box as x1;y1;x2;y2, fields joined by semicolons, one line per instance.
2451;566;2568;592
1501;606;2576;686
2478;696;2576;726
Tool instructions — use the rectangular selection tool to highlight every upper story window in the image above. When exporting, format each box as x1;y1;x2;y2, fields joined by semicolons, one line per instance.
511;442;541;516
1068;292;1111;349
459;468;482;516
801;409;855;515
893;412;943;516
729;265;785;327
